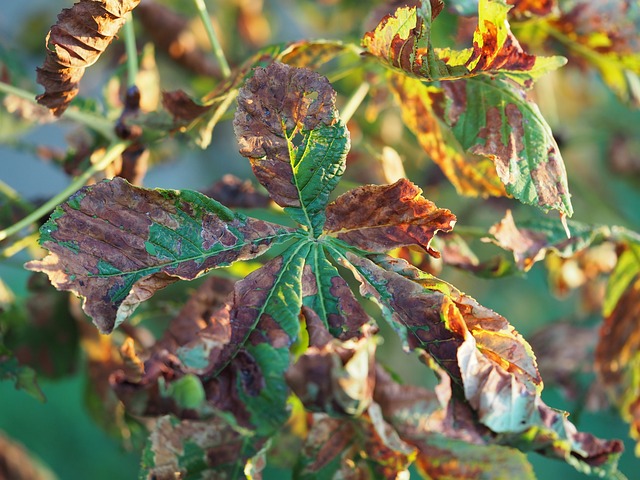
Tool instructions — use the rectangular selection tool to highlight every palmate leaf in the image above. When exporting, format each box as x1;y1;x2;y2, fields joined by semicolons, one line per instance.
25;178;295;333
30;62;624;477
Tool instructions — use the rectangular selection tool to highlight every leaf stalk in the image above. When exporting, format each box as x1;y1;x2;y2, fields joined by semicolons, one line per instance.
0;141;130;242
0;81;116;140
123;13;138;87
340;82;370;124
192;0;231;79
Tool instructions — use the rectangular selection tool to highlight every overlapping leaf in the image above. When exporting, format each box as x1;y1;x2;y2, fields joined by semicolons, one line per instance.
389;73;506;198
390;72;572;215
366;0;572;215
234;62;349;235
30;62;625;477
36;0;141;116
547;1;640;106
363;0;565;84
26;177;295;333
331;252;623;473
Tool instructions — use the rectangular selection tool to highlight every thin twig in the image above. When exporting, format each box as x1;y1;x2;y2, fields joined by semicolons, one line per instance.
192;0;231;78
0;141;130;242
0;81;116;140
340;82;370;124
123;13;138;87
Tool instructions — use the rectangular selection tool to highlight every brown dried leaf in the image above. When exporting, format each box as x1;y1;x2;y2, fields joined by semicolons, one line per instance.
324;178;456;257
200;175;270;209
36;0;141;115
286;319;376;416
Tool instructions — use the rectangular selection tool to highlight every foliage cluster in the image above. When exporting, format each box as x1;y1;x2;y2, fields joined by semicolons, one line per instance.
1;0;639;479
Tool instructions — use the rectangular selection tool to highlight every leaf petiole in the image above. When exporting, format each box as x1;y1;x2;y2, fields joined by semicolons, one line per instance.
192;0;231;79
0;81;116;140
0;141;130;242
123;13;138;87
340;82;370;124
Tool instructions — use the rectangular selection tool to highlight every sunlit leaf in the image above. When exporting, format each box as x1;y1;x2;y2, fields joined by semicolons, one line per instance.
324;178;456;256
36;0;141;115
546;1;640;105
26;177;295;333
389;73;505;198
597;243;640;454
363;0;565;85
488;210;612;270
604;242;640;317
334;252;623;473
234;62;350;235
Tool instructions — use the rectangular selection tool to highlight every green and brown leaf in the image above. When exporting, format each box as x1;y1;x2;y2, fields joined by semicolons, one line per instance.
234;62;349;235
25;177;294;333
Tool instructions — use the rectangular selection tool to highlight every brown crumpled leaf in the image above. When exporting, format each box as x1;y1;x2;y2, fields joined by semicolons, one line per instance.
286;308;376;416
36;0;141;116
200;175;271;209
324;178;456;257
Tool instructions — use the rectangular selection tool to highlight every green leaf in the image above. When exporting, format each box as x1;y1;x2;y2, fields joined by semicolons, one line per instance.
437;76;572;216
389;73;506;198
26;177;295;333
239;343;291;436
302;243;371;339
234;62;350;236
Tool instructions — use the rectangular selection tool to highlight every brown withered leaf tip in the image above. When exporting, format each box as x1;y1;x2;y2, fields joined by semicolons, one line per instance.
325;178;456;257
36;0;141;116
